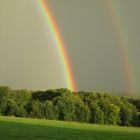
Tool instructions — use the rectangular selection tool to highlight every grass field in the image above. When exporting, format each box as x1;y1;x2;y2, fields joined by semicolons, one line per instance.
0;116;140;140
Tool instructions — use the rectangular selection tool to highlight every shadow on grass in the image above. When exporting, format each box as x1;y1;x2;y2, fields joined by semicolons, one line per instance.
0;120;140;140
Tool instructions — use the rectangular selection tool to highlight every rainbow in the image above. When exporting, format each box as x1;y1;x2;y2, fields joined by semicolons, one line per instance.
37;0;76;91
107;0;136;95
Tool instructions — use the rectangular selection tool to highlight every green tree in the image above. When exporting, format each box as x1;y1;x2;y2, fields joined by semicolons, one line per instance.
98;100;120;125
43;101;58;120
53;96;75;121
119;99;137;126
0;86;12;102
12;89;31;105
1;97;19;116
73;97;90;123
89;102;104;124
26;100;44;119
32;88;73;101
79;92;104;124
134;112;140;126
128;98;140;112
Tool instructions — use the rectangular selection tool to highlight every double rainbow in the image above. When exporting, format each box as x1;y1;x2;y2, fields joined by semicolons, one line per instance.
38;0;76;91
37;0;136;95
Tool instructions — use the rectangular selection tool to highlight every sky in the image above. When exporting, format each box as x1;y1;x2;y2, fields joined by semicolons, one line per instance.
0;0;140;94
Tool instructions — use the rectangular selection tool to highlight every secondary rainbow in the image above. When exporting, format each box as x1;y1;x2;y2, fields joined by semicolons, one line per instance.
107;0;136;95
38;0;76;91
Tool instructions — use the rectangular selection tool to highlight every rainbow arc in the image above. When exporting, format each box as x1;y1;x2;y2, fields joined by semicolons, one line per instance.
38;0;76;91
107;0;135;95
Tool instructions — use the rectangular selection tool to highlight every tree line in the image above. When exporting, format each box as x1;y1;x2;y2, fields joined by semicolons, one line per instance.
0;86;140;127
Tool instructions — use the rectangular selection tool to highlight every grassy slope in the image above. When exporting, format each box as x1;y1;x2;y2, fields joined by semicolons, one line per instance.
0;117;140;140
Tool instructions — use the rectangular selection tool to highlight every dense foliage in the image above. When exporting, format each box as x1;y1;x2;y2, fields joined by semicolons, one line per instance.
0;86;140;127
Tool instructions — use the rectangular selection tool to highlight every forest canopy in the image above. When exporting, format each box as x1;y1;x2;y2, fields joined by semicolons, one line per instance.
0;86;140;127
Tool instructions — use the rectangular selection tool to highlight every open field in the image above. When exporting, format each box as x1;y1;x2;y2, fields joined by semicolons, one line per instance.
0;116;140;140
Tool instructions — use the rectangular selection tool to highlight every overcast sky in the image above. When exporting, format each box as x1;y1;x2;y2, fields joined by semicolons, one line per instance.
0;0;140;94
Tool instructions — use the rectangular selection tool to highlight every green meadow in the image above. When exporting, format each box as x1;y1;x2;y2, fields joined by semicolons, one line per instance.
0;117;140;140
